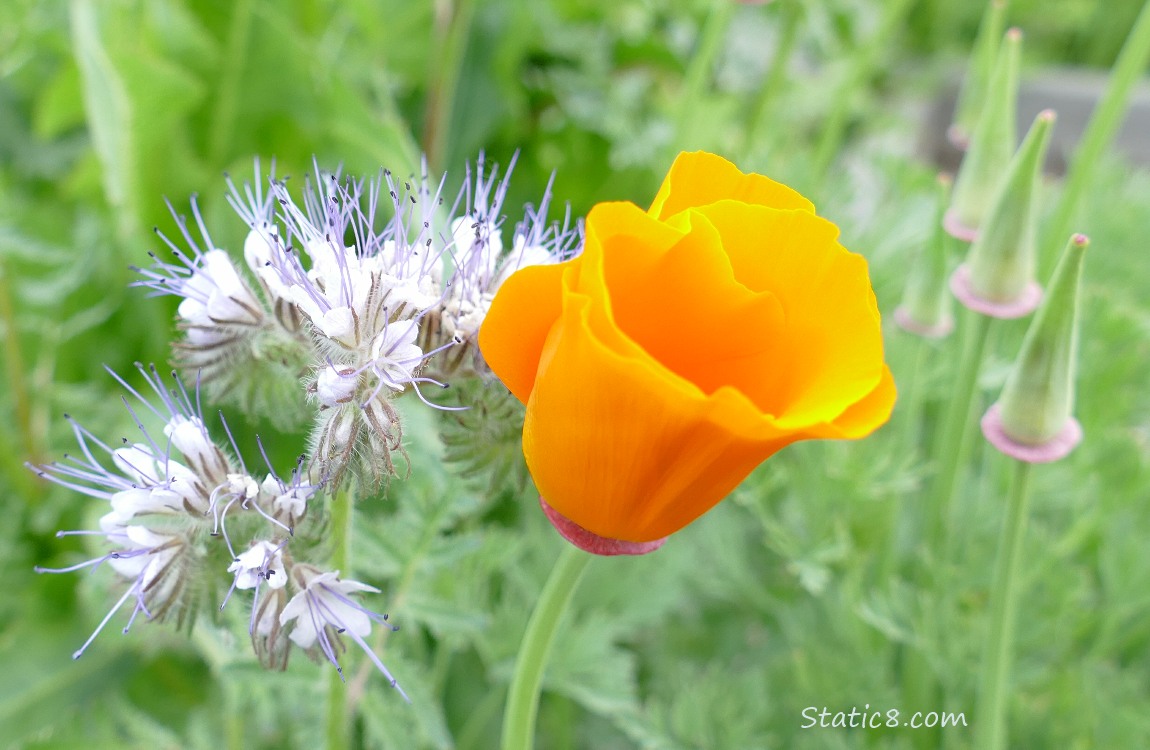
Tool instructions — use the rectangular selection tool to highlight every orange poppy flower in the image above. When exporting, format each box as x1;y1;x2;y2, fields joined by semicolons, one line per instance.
478;151;895;554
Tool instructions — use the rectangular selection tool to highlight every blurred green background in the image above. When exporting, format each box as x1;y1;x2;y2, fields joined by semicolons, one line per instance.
2;0;1149;748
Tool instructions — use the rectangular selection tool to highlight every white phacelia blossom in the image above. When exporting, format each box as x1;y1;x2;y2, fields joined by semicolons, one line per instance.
280;565;407;700
135;155;582;487
29;365;321;666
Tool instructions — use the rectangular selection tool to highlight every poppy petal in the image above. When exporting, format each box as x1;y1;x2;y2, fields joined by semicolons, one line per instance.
647;151;814;221
478;261;570;403
580;204;789;412
523;290;785;542
694;201;886;427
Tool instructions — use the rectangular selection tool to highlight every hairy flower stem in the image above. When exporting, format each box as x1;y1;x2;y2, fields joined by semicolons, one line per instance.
1045;0;1150;268
742;0;801;158
501;544;592;750
975;460;1033;750
325;485;356;750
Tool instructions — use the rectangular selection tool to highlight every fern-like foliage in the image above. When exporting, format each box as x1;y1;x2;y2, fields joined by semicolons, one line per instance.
435;377;531;497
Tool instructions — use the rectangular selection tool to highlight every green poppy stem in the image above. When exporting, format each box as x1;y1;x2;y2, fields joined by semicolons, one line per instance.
325;484;356;750
1045;0;1150;266
975;459;1033;750
929;308;994;555
902;309;993;747
501;544;592;750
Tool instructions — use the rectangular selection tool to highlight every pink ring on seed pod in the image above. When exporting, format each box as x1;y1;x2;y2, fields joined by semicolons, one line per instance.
943;208;980;243
950;264;1042;319
893;306;955;339
981;403;1083;463
539;497;667;556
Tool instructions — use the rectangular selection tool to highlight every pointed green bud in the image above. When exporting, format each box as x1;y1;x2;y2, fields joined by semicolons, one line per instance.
952;110;1055;318
895;174;955;338
950;0;1010;149
981;234;1087;463
946;28;1021;241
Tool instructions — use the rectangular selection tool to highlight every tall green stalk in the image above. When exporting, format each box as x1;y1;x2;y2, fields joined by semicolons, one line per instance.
1045;0;1150;264
676;2;735;148
423;0;476;173
0;260;36;467
501;544;592;750
325;484;356;750
929;309;993;556
974;460;1033;750
876;334;930;580
811;0;916;181
208;0;255;165
742;0;801;159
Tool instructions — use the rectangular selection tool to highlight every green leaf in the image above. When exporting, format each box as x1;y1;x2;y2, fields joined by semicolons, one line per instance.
69;0;137;239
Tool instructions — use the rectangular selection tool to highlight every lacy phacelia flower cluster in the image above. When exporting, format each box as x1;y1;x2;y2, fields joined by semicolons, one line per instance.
30;364;405;692
33;154;580;692
136;155;581;487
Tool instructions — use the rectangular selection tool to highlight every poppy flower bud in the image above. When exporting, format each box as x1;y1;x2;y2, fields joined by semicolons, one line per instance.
951;110;1055;318
949;0;1009;150
946;28;1021;242
981;234;1087;463
895;174;955;338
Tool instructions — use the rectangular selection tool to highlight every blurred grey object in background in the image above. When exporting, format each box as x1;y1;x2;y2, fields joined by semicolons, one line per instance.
924;68;1150;174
